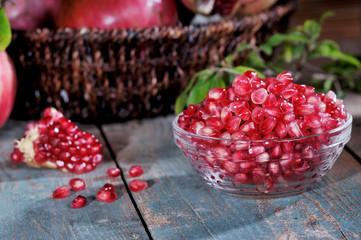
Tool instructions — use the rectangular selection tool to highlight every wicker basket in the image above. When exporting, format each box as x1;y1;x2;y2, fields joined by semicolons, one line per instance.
7;0;297;123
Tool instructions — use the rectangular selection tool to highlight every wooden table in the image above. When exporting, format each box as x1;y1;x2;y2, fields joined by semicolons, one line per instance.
1;111;361;240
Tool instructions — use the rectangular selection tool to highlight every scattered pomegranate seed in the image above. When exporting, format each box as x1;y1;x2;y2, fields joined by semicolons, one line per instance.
129;180;148;192
53;186;71;199
69;178;86;192
10;107;103;173
107;168;121;178
71;195;87;208
100;183;115;192
129;165;144;178
96;190;118;203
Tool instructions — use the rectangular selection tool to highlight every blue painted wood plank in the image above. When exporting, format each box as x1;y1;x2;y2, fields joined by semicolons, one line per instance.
103;116;361;240
0;120;148;240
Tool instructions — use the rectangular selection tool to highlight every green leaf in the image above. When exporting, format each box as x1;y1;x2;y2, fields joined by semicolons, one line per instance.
174;69;214;114
319;11;334;25
309;40;361;67
0;9;11;51
244;51;266;69
259;44;272;56
175;92;187;115
186;74;225;106
304;20;321;41
283;44;293;63
323;78;334;92
225;43;253;65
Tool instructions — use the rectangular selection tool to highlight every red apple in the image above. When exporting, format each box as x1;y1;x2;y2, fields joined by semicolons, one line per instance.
0;51;17;129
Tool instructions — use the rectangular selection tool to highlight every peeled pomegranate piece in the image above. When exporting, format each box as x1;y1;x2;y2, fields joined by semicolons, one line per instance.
10;107;103;173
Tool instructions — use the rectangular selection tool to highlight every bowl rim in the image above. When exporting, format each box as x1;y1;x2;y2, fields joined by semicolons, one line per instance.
172;112;353;142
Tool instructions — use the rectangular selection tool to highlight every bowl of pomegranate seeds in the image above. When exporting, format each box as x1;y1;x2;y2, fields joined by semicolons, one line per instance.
173;71;352;196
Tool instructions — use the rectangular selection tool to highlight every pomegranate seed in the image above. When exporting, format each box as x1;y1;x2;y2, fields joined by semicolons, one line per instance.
198;126;220;137
282;142;294;153
275;120;287;138
10;150;23;162
278;100;294;113
190;120;206;134
263;93;277;107
283;113;295;123
264;107;283;118
251;106;265;123
211;145;231;161
225;117;242;133
276;71;293;84
129;179;148;192
292;93;306;105
259;117;277;134
287;122;303;138
207;87;226;101
294;104;314;115
101;183;115;192
206;118;224;131
129;165;144;178
304;114;321;128
249;146;265;156
251;88;268;105
96;190;118;203
232;151;250;162
219;132;232;146
233;173;250;184
269;162;281;177
238;121;256;135
239;161;256;173
255;152;270;163
107;168;121;178
71;195;87;208
271;144;282;158
221;107;232;124
244;70;259;81
221;161;239;173
53;186;71;199
232;75;251;96
69;178;86;192
282;88;297;99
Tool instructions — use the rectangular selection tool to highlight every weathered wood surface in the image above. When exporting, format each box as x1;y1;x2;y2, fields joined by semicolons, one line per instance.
0;120;148;240
347;116;361;158
103;115;361;240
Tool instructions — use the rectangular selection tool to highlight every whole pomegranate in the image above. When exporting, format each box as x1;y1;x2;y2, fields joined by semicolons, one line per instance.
181;0;277;17
5;0;62;30
0;51;17;129
56;0;178;30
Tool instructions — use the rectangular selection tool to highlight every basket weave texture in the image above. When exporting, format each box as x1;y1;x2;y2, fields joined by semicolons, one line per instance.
7;0;297;123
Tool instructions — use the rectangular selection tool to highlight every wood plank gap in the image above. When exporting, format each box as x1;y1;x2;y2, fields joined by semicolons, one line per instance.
345;145;361;165
97;124;154;240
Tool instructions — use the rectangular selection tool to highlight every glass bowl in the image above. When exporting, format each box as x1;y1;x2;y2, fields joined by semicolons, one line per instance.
173;113;352;196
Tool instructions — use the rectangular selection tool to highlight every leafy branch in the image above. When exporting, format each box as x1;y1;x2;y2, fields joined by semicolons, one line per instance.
175;11;361;114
